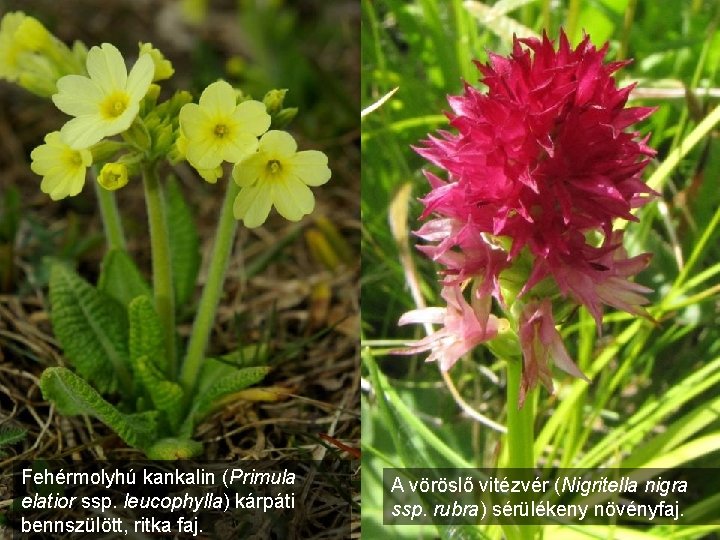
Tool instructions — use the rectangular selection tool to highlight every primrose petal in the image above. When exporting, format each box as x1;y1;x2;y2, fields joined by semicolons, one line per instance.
198;166;223;184
186;135;223;170
273;176;314;221
67;170;85;197
222;131;258;164
259;130;296;157
139;42;174;81
60;115;108;149
289;150;331;186
40;173;63;197
232;153;264;187
53;75;103;116
126;53;154;101
234;184;273;228
178;103;208;140
109;100;141;134
233;99;271;136
199;80;237;116
86;43;127;94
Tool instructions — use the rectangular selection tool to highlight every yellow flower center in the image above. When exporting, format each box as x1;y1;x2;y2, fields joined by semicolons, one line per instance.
267;159;282;175
105;172;121;187
214;124;229;138
100;91;130;119
65;151;84;168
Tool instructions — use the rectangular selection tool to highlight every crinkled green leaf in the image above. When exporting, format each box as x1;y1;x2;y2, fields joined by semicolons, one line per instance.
193;365;271;422
127;297;182;428
128;295;165;372
135;355;184;430
181;345;269;432
49;262;130;393
166;176;200;308
97;249;152;307
203;343;269;377
40;367;157;450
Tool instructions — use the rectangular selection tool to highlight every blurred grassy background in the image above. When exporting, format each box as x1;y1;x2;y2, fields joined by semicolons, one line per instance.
362;1;720;538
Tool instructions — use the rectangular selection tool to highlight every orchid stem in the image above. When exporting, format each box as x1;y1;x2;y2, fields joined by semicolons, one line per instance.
142;163;176;378
506;359;534;469
179;176;240;395
505;358;538;540
93;171;126;252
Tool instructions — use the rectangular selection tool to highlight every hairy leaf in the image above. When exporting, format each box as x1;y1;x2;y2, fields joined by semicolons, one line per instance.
97;250;152;307
40;367;157;450
135;355;184;431
205;343;269;372
128;295;165;372
127;297;182;428
0;426;26;457
166;177;200;308
49;262;130;393
193;365;271;421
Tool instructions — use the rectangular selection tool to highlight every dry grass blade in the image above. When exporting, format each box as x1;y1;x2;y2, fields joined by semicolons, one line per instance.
361;87;399;119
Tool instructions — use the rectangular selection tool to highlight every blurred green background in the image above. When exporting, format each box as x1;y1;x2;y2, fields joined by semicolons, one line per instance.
362;1;720;538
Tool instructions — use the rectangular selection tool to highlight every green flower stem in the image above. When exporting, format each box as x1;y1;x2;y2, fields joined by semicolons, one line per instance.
505;358;538;540
179;177;240;395
142;163;176;377
93;171;126;251
506;359;534;469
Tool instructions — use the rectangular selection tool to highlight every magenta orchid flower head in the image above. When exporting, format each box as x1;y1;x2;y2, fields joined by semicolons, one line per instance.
398;30;656;404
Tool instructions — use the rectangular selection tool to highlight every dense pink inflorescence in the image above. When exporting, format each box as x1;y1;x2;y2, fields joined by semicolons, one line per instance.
400;30;656;400
415;31;655;298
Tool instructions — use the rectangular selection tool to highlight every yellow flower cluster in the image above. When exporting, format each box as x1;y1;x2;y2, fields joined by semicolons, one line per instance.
29;37;154;200
4;12;331;227
178;81;331;227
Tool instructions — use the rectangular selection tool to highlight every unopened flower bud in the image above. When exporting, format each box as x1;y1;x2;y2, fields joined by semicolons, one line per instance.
263;89;288;115
98;163;129;191
271;107;298;129
139;43;174;82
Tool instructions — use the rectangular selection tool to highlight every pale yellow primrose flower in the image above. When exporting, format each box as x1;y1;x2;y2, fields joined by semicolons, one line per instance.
98;162;129;191
232;130;331;228
52;43;154;149
178;80;270;172
30;131;93;200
